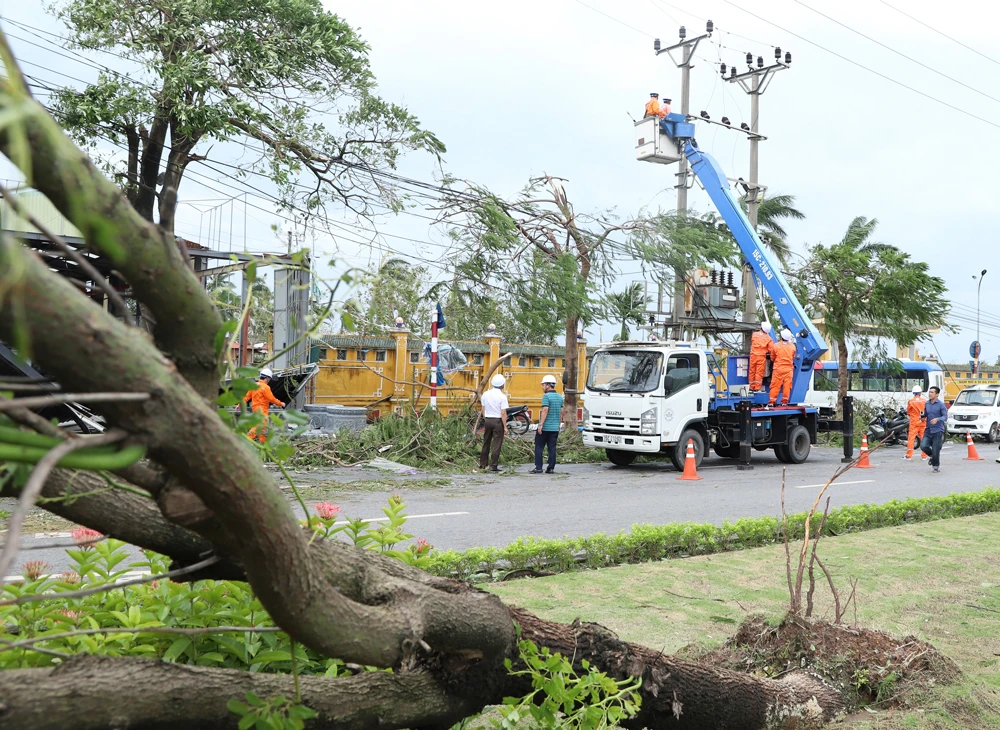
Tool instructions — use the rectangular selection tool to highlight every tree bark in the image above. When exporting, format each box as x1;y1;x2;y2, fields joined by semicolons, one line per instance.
837;336;849;414
156;120;198;234
134;109;168;223
563;314;580;431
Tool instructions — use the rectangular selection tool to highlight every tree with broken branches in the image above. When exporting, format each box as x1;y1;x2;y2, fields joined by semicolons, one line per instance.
0;34;858;730
40;0;443;232
436;176;734;431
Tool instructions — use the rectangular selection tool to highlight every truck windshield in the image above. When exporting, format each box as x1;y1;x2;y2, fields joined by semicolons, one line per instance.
954;390;998;407
587;351;663;393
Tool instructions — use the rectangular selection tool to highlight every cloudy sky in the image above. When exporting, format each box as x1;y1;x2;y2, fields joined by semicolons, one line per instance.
3;1;999;362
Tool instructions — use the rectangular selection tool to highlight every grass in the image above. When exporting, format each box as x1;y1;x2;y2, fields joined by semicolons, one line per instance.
487;513;1000;729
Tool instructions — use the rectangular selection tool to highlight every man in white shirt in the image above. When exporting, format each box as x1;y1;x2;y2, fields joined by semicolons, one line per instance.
480;374;509;472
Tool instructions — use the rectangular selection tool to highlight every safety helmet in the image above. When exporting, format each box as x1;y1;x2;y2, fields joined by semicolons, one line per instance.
761;322;772;333
260;367;274;379
781;329;793;342
650;92;659;97
912;385;922;394
491;374;506;388
664;97;672;103
541;374;558;385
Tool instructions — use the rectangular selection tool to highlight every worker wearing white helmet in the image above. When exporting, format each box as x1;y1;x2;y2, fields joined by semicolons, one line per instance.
479;373;510;472
768;329;797;406
243;367;285;443
904;384;927;461
749;321;776;392
531;374;564;474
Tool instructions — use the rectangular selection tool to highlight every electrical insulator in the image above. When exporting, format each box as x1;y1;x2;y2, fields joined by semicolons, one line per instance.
720;62;727;76
785;51;792;64
730;66;737;78
700;110;710;120
706;19;714;33
774;46;782;60
679;25;686;40
757;55;764;68
654;38;661;51
745;52;752;66
710;269;718;284
721;116;730;125
741;122;750;131
727;272;735;287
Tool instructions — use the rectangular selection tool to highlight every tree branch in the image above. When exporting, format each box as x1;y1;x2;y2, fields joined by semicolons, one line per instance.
0;429;126;586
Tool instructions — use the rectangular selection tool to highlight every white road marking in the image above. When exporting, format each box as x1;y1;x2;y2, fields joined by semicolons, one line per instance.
793;479;875;490
332;511;469;525
34;532;71;539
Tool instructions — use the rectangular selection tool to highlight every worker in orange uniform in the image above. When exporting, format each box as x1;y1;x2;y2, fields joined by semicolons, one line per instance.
644;92;661;118
749;321;775;392
658;96;671;117
903;385;927;460
768;329;797;406
244;367;285;443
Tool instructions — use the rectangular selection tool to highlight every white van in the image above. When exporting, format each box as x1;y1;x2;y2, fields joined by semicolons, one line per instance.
947;384;1000;442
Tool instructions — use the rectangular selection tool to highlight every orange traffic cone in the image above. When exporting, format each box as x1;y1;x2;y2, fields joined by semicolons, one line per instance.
963;432;984;461
857;433;875;468
677;439;703;481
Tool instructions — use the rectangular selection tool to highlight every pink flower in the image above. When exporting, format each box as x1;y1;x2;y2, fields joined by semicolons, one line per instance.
313;502;341;520
22;560;50;581
59;609;83;622
71;527;103;548
59;571;81;585
415;538;432;556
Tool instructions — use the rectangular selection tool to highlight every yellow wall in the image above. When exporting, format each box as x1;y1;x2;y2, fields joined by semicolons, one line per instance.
308;332;591;418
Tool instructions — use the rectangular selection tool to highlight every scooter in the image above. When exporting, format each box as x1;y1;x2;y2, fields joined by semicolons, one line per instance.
866;408;910;446
473;406;531;436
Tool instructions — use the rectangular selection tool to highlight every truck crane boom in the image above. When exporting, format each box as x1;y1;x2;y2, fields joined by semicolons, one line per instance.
659;113;828;404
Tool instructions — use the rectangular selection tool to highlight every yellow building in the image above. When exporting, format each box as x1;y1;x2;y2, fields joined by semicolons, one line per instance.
305;330;593;420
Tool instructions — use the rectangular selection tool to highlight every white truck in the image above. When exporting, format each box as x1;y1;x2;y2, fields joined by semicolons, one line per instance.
580;112;848;469
946;384;1000;443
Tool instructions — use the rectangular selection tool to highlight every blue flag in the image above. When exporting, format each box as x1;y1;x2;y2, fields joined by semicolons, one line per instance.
436;302;446;330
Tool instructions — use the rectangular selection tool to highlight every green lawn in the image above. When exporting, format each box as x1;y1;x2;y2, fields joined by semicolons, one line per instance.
488;513;1000;728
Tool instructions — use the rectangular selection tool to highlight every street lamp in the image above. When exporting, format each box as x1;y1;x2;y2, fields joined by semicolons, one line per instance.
974;269;988;374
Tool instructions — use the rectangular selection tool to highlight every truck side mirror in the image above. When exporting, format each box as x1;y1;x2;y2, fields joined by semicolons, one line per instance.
664;374;674;394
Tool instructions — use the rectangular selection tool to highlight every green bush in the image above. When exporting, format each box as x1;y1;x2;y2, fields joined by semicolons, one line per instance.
426;488;1000;581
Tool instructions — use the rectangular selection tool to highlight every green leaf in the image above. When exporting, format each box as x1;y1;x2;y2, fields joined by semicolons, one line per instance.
228;699;251;716
238;713;257;730
251;649;293;665
163;637;192;662
214;320;240;357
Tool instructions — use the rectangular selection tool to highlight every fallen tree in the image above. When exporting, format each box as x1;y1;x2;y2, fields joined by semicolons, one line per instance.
0;32;883;730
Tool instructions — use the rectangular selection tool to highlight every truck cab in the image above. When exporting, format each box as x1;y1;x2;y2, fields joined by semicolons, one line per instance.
947;384;1000;443
582;341;710;469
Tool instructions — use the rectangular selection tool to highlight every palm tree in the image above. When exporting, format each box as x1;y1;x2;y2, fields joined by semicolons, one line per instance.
603;283;649;341
739;193;805;266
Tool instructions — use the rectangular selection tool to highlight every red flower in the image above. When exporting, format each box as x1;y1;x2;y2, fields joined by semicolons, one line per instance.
22;560;50;580
313;502;341;520
60;609;83;622
71;527;103;548
59;571;81;585
415;538;432;556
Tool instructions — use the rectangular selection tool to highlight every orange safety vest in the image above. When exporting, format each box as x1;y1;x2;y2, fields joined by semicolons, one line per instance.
244;379;284;415
750;330;775;358
644;98;661;117
771;340;796;375
906;395;926;425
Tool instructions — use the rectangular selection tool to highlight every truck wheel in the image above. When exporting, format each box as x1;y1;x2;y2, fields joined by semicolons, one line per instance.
987;423;999;444
713;443;740;459
774;445;791;463
670;429;705;472
786;425;812;464
606;449;637;467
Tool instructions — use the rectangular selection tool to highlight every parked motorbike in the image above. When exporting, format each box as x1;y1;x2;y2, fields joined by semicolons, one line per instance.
866;408;910;446
473;406;531;436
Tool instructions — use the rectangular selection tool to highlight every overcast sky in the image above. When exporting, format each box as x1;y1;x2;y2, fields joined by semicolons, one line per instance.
4;1;999;362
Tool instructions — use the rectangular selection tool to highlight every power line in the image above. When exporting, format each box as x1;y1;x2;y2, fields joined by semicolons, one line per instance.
793;0;1000;107
720;0;1000;133
878;0;1000;69
572;0;655;38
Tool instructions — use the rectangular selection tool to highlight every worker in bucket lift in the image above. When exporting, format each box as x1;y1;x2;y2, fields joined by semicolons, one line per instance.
903;385;927;461
749;321;776;392
644;93;661;118
659;96;671;117
768;329;797;406
244;367;285;443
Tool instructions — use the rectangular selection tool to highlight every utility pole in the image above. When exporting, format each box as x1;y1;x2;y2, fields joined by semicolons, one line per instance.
723;48;791;348
287;229;293;255
655;21;712;339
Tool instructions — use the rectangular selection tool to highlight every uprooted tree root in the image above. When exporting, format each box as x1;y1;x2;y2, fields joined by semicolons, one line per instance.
697;614;960;713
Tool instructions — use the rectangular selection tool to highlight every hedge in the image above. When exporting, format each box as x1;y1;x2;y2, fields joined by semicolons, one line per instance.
425;488;1000;582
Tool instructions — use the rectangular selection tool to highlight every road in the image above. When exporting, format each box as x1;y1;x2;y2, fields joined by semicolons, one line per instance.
5;443;998;577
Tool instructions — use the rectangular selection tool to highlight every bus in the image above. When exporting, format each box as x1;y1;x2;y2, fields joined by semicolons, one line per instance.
804;361;945;410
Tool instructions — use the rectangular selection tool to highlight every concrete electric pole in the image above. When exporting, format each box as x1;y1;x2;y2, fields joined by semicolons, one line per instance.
723;48;791;347
655;21;713;339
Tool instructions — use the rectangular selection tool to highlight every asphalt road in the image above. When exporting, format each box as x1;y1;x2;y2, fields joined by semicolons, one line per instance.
6;443;998;577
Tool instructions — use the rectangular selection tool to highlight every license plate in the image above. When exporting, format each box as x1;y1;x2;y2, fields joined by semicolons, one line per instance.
604;434;622;445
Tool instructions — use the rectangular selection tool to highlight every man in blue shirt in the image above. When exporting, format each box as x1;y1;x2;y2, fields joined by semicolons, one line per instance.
920;386;948;473
530;374;564;474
